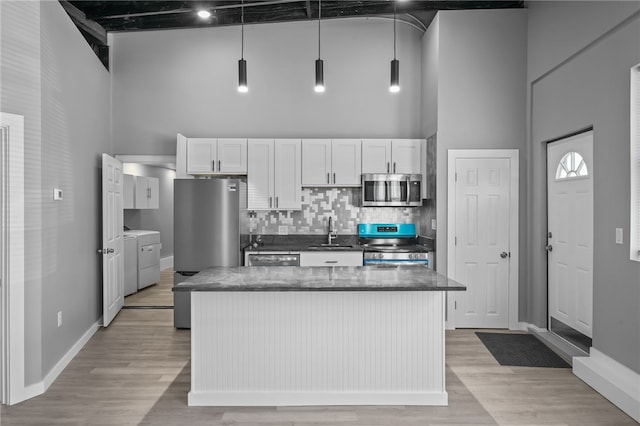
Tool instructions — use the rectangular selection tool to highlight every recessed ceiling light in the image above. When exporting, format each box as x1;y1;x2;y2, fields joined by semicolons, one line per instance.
197;10;211;19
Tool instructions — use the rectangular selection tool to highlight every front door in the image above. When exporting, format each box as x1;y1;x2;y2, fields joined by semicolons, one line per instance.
101;154;124;327
454;157;511;328
547;131;594;340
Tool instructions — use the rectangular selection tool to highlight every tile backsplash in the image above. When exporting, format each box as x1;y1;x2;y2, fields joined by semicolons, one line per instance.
249;187;427;235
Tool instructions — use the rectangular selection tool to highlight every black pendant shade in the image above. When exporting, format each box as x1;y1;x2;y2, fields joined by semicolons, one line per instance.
238;58;248;93
315;59;325;92
390;59;400;93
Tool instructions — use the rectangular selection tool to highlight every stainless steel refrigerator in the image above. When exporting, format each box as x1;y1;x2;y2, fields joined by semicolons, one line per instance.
173;178;247;328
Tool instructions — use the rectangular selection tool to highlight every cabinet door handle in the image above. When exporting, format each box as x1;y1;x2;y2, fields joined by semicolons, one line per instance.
327;173;330;184
394;162;397;173
324;260;338;264
333;173;336;184
218;160;221;171
276;197;279;208
387;162;390;173
269;197;272;208
212;160;216;172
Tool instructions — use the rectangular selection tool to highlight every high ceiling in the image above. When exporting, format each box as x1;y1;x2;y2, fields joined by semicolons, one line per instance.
61;0;524;68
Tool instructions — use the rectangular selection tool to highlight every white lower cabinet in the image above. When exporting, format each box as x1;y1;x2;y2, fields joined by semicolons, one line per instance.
247;138;301;210
299;251;363;267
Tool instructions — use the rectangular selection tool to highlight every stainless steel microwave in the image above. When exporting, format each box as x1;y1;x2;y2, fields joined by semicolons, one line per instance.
361;174;422;207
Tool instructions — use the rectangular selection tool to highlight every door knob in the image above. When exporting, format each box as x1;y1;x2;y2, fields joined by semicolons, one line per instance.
97;248;105;254
545;245;553;252
500;252;509;259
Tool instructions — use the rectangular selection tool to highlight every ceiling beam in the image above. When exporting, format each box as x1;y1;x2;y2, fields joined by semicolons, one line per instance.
59;0;107;45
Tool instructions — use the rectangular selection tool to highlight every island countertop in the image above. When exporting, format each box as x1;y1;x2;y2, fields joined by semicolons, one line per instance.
173;266;466;292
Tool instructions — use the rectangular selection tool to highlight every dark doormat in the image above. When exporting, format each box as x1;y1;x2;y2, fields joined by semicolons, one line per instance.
475;332;570;368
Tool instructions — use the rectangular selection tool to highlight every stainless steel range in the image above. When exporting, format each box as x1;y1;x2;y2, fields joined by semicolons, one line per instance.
358;223;432;267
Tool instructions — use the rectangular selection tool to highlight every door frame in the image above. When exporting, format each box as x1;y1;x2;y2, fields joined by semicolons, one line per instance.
446;149;520;330
0;113;26;405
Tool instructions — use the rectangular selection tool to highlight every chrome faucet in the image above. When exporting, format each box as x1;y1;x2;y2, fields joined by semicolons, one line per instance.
327;216;338;244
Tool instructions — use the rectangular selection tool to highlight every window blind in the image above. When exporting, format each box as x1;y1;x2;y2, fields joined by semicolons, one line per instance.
631;65;640;261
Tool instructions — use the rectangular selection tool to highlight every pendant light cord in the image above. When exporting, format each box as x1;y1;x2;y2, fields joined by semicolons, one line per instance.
318;0;321;59
393;0;396;60
241;0;245;59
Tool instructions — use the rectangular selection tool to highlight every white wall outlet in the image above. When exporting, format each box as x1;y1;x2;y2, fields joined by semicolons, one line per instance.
431;219;437;230
57;311;62;327
615;228;624;245
278;225;288;235
53;188;63;200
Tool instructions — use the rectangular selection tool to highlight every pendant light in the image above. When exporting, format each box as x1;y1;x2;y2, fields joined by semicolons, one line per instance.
389;0;400;93
314;0;325;93
238;0;248;93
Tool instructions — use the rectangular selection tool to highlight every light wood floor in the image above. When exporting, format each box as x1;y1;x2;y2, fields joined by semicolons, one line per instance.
1;270;635;425
124;268;174;307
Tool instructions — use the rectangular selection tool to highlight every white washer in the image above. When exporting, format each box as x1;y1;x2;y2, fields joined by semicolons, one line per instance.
123;230;162;290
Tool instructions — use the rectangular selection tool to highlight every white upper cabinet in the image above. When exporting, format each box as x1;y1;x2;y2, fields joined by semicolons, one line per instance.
361;139;392;174
302;139;332;186
123;174;135;209
362;139;423;175
302;139;361;186
186;138;247;175
133;175;159;209
217;138;248;173
247;139;273;210
274;139;302;209
248;139;301;210
187;138;217;174
331;139;362;185
391;139;422;174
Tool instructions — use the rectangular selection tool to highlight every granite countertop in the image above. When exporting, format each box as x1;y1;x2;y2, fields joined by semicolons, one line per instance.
244;235;362;253
243;235;434;253
173;266;465;292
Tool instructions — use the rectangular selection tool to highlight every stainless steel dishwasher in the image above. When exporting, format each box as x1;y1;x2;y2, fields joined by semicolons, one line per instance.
246;254;300;266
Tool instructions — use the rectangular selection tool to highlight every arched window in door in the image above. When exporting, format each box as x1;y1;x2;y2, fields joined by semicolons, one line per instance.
556;151;588;179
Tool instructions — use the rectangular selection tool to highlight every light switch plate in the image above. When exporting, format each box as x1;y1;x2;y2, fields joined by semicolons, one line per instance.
53;188;63;200
278;225;288;235
615;228;623;245
431;219;437;230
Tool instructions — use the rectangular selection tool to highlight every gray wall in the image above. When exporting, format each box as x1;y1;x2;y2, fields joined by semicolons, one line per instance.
1;0;44;385
527;1;640;373
420;15;439;139
123;164;175;258
421;10;528;320
1;1;111;384
110;18;425;154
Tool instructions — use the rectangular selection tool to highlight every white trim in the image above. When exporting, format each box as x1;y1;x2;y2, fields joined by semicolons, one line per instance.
188;391;448;407
42;319;100;390
573;348;640;423
160;256;174;271
6;319;101;403
630;63;640;262
0;113;25;405
115;154;176;171
446;149;520;330
524;323;548;334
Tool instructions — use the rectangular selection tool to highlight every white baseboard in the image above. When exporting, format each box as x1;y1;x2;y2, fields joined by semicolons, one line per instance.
42;319;101;391
188;391;448;407
524;322;548;334
514;321;532;331
160;255;173;271
573;348;640;423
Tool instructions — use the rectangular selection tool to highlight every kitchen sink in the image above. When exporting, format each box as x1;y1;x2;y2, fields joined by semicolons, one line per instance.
306;244;360;251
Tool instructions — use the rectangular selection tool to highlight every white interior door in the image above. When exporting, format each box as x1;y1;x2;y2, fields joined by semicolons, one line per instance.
547;132;593;338
102;154;124;327
454;158;511;328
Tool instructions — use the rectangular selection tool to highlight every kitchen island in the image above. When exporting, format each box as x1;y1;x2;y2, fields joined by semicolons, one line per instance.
173;266;465;407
